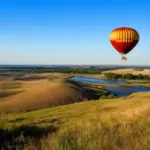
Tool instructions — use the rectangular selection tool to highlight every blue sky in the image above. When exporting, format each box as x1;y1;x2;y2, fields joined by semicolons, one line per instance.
0;0;149;65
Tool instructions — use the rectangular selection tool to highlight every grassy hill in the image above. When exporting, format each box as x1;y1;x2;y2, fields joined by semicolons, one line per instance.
1;92;150;149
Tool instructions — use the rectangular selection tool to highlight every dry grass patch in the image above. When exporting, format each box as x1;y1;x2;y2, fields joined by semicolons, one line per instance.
103;69;150;75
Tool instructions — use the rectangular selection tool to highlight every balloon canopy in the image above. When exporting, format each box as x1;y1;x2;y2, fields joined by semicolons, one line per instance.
110;27;139;60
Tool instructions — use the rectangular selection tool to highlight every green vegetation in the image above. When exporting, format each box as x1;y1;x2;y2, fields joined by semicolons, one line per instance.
31;67;116;74
104;72;150;80
1;92;150;150
0;66;119;74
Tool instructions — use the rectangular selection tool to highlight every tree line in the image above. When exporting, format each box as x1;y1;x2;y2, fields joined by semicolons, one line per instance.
31;67;116;74
104;73;150;80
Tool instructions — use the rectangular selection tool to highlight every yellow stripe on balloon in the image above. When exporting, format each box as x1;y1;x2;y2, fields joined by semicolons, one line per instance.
120;30;122;41
110;28;139;42
127;30;131;42
125;29;128;42
128;29;131;42
130;29;133;42
123;29;126;42
117;30;119;42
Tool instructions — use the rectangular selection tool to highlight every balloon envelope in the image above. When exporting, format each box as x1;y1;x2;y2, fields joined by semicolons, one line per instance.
110;27;139;55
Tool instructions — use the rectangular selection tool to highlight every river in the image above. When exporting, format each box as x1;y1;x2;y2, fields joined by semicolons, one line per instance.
72;76;150;96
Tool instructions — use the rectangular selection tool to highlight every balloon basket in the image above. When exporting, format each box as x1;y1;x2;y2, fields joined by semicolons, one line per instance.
122;57;127;60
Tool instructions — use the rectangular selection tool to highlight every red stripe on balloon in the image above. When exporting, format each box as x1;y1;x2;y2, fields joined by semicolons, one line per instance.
110;40;138;54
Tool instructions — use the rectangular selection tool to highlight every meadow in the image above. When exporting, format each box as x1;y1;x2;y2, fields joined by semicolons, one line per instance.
1;92;150;150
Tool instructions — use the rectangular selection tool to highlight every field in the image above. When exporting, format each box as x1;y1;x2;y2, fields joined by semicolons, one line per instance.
1;70;150;150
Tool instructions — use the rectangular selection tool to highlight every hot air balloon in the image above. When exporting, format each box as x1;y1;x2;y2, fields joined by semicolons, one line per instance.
110;27;139;60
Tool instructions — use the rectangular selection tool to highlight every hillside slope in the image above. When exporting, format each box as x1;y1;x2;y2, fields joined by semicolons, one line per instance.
0;79;87;113
1;92;150;149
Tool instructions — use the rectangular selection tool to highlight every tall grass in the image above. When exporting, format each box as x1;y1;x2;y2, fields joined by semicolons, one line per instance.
1;101;150;150
22;111;150;150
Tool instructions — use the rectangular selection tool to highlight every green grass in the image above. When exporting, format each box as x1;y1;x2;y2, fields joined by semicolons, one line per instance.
1;92;150;149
